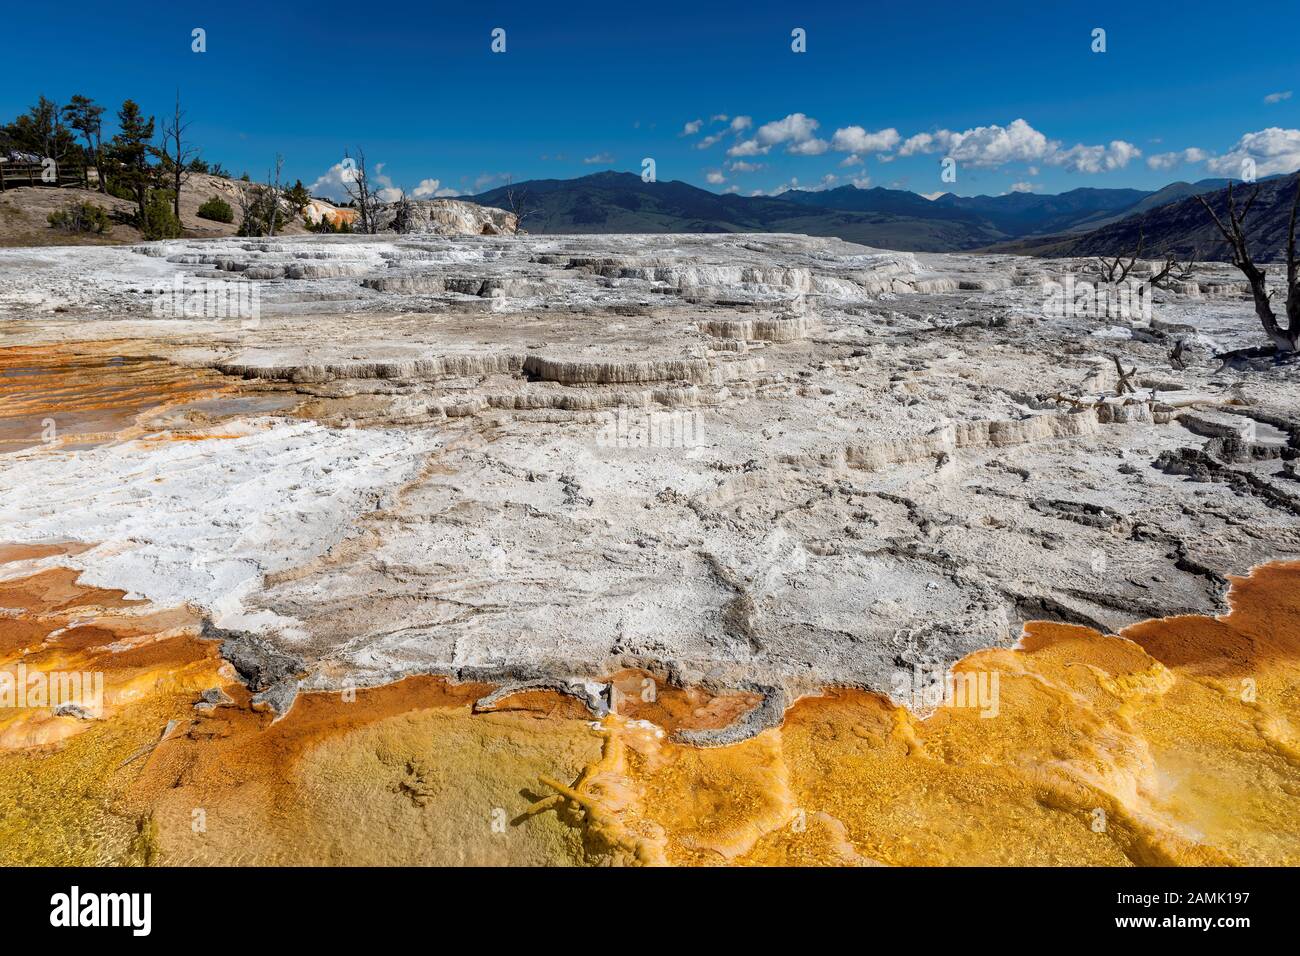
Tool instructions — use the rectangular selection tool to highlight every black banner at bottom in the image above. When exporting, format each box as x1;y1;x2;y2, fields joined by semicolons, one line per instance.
1;865;1280;941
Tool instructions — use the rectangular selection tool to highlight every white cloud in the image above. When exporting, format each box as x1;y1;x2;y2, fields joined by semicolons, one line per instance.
728;112;820;157
411;178;459;198
706;170;726;185
313;159;409;202
1047;139;1141;173
1206;127;1300;177
696;115;755;150
787;137;829;156
582;152;615;165
830;126;900;154
680;119;703;136
897;118;1138;173
727;139;767;158
1008;181;1036;193
840;154;864;167
1265;91;1293;104
899;119;1052;166
308;161;359;202
1145;147;1210;171
727;160;764;173
920;191;945;200
850;176;871;188
722;184;740;193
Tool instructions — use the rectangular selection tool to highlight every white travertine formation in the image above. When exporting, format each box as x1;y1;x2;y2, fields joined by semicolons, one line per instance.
2;232;1298;729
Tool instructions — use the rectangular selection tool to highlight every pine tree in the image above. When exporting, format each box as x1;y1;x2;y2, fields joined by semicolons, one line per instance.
62;95;106;192
111;100;155;222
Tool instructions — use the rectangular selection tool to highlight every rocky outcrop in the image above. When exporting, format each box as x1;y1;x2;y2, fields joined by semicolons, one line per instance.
372;198;517;236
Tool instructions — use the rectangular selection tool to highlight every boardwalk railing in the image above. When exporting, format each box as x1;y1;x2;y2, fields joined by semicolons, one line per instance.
0;161;90;191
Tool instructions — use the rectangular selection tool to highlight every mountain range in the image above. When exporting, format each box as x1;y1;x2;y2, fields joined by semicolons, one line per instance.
471;171;1281;257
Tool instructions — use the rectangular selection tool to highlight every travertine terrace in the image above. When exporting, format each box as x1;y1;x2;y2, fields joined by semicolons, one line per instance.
3;232;1300;740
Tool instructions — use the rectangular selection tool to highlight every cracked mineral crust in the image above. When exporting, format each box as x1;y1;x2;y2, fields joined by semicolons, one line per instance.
3;231;1299;723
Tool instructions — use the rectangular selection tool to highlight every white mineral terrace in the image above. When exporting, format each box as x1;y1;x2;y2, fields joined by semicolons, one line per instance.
1;233;1298;726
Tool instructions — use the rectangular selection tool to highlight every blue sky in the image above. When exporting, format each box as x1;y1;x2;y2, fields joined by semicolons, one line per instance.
3;0;1298;199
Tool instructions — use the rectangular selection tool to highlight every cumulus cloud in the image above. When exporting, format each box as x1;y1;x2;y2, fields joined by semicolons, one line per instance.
727;139;767;158
830;126;900;154
1008;181;1036;193
582;152;615;165
839;154;864;167
727;160;764;173
308;160;359;202
312;160;402;203
680;119;703;136
787;138;829;156
1146;147;1210;171
898;119;1139;173
411;178;459;198
849;176;871;188
1206;127;1300;177
695;115;755;150
728;112;821;157
1047;139;1141;173
1264;91;1293;104
706;170;726;185
899;119;1051;166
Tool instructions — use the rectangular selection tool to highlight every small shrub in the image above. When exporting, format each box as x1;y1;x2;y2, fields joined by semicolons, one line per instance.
141;190;182;240
47;200;112;235
197;196;234;223
106;180;135;202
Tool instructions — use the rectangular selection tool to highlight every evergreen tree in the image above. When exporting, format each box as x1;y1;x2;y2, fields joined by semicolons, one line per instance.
110;100;155;222
62;95;106;192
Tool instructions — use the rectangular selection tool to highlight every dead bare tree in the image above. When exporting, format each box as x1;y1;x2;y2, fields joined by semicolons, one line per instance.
1147;248;1197;290
1085;230;1145;284
501;175;535;232
159;90;199;220
265;153;284;237
391;189;414;234
1111;354;1139;394
1082;226;1195;289
342;147;380;234
1196;176;1300;353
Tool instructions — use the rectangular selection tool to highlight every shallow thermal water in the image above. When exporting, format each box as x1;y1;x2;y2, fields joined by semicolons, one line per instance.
1;555;1297;866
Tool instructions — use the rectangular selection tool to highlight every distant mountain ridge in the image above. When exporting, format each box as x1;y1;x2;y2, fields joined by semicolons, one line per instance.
997;172;1300;262
471;171;1250;253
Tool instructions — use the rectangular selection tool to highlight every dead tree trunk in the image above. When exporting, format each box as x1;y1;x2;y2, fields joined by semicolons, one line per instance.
162;92;197;220
1197;177;1300;352
342;147;379;234
265;154;284;237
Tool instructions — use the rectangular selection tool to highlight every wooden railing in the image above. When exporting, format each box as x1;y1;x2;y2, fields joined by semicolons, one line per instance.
0;162;90;191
